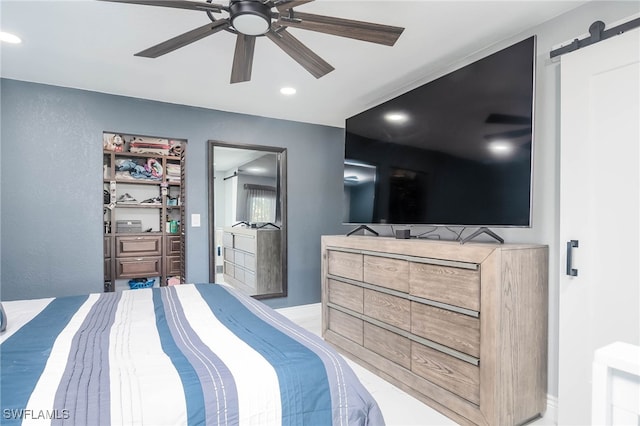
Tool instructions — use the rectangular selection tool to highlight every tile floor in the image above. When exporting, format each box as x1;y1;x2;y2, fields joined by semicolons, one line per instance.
276;303;553;426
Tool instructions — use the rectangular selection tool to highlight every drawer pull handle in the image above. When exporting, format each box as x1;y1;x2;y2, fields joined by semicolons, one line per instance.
566;240;579;277
136;258;143;261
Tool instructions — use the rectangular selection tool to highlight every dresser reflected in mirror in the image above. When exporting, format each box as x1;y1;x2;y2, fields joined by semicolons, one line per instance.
208;141;287;299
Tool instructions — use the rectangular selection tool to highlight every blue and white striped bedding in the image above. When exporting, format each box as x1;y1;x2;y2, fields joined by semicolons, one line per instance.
0;284;383;425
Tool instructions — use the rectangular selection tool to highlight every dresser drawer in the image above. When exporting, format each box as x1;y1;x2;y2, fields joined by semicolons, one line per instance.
234;234;256;253
222;232;233;248
328;279;364;313
411;302;480;358
234;250;245;267
328;308;363;345
224;261;235;277
234;267;245;283
364;322;411;369
411;341;480;405
223;247;235;263
244;270;256;289
243;253;256;271
116;256;162;279
116;235;162;257
409;262;480;312
233;251;256;271
328;250;363;281
364;255;409;292
166;236;181;256
364;289;410;331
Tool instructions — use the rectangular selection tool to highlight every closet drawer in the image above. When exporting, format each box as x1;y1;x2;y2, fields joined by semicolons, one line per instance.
116;235;162;258
411;341;480;405
328;250;363;281
166;236;181;256
104;237;111;258
165;255;182;276
364;255;409;293
409;262;480;312
364;289;410;331
116;256;162;278
104;258;111;281
364;322;411;369
328;279;363;313
411;302;480;358
328;308;363;345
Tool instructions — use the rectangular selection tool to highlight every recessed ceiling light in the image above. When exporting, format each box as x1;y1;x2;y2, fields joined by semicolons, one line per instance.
280;87;297;96
384;112;409;123
0;32;22;44
246;167;267;174
488;140;514;156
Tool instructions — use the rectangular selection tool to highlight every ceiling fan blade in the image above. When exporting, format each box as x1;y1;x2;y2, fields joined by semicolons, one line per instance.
485;113;531;125
266;28;334;79
484;127;532;140
230;34;256;84
275;0;314;12
278;12;404;46
135;20;229;58
99;0;226;13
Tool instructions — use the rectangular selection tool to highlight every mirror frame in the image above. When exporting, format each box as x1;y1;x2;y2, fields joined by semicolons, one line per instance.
207;140;288;299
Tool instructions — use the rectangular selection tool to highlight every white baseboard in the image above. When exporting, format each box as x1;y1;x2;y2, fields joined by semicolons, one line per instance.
537;395;558;425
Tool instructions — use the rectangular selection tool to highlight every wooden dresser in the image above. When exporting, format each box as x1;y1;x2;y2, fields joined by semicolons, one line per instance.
321;235;548;426
223;227;281;296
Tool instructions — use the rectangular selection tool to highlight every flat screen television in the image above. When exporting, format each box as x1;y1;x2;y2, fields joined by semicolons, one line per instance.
344;36;536;228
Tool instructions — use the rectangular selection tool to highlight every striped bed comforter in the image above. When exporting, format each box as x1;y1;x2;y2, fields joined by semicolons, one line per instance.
0;284;383;425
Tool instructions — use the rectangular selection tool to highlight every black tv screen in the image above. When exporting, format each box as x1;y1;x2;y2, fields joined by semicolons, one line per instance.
344;36;536;227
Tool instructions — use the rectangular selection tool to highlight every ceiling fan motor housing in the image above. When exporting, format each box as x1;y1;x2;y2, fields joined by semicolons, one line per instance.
230;0;272;36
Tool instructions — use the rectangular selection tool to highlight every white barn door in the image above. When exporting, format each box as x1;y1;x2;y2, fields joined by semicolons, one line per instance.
559;27;640;425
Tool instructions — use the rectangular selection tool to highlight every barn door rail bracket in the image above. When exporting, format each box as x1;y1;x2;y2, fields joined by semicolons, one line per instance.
550;17;640;59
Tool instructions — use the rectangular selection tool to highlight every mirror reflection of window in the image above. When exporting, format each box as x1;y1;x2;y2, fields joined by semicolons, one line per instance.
245;184;276;223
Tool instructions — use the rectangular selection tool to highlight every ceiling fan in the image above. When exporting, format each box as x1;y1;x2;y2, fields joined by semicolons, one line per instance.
100;0;405;83
483;113;532;140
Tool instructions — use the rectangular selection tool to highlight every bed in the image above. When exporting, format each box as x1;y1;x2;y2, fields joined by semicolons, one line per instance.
0;283;383;425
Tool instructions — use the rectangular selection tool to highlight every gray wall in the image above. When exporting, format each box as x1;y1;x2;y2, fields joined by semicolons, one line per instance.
0;79;345;308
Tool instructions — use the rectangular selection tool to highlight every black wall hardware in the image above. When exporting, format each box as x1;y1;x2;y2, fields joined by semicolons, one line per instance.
550;18;640;58
566;239;579;277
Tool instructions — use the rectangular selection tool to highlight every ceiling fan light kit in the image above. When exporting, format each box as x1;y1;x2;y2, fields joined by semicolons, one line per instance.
101;0;405;84
229;0;272;36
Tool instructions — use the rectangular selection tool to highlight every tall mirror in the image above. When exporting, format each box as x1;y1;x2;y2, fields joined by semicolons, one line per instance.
208;141;287;299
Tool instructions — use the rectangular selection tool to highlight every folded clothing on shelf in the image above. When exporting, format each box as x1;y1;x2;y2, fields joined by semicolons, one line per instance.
166;163;181;182
129;137;170;155
115;158;162;180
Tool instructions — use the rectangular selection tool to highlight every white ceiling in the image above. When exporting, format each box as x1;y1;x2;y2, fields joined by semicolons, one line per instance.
1;0;588;128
